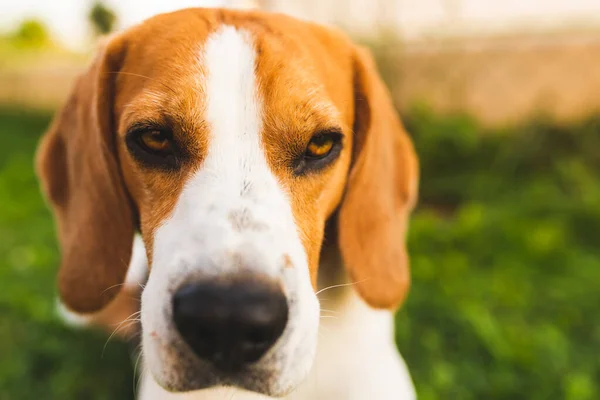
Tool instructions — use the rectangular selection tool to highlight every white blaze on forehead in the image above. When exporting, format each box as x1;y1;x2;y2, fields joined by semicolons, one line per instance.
203;26;262;180
142;26;319;394
150;25;308;278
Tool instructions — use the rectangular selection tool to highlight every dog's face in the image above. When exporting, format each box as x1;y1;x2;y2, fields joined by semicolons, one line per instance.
36;9;418;397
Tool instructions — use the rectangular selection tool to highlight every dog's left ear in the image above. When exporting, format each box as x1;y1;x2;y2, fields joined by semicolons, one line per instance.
338;45;419;310
35;36;135;315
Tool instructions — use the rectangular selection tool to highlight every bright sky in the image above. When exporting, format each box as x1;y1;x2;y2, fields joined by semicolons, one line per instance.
1;0;600;49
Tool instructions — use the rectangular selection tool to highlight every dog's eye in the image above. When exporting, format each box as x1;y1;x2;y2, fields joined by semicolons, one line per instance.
305;135;335;159
126;126;181;170
139;130;171;153
294;130;343;175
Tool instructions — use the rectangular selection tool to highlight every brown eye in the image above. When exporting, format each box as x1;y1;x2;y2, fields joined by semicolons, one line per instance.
140;130;171;152
306;135;334;159
126;125;182;170
294;130;343;176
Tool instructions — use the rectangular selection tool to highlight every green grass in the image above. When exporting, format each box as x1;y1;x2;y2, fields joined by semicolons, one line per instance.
0;108;133;400
1;105;599;399
397;106;600;399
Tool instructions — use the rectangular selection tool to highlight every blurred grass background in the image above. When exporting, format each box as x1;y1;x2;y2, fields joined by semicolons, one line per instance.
0;108;134;400
1;1;600;399
398;107;600;399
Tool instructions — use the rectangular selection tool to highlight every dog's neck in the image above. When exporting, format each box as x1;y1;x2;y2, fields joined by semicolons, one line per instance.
139;246;416;400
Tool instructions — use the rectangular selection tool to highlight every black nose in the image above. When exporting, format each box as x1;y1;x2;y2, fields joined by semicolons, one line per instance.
172;277;288;372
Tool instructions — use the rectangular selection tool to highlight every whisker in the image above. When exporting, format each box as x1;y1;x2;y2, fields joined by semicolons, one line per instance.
123;331;142;343
102;320;139;357
133;350;144;398
315;279;369;296
125;295;142;302
101;282;128;294
319;308;338;314
102;311;142;357
119;311;142;321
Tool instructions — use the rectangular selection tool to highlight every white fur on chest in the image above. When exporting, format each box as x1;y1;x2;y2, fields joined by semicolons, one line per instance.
139;288;416;400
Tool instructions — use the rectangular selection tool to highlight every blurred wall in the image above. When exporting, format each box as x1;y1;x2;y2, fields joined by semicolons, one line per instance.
393;32;600;125
257;0;600;39
1;0;600;126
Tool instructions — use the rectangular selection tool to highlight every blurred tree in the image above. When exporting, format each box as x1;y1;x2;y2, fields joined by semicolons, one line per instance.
89;2;117;35
12;19;50;49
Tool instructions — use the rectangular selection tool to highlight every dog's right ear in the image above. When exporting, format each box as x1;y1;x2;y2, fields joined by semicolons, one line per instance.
36;36;135;315
337;45;419;310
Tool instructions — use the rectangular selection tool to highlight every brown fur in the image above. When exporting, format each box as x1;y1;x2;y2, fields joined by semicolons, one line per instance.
36;8;418;317
338;46;419;309
36;38;135;313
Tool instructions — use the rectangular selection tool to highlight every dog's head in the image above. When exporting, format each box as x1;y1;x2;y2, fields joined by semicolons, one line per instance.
36;8;418;396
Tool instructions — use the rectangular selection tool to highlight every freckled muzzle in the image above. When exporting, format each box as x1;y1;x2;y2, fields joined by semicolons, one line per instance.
172;276;289;372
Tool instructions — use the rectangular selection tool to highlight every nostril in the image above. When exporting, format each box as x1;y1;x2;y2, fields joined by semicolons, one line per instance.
246;328;272;346
245;327;277;349
238;330;276;361
172;277;289;371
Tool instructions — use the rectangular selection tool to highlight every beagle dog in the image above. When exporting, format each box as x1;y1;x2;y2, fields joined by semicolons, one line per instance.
36;8;419;400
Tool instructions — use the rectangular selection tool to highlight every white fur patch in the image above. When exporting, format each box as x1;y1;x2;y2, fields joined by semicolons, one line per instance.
140;26;319;395
126;234;149;286
55;299;92;327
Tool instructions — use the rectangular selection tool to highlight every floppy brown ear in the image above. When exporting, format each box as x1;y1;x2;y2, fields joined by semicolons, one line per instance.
338;45;419;310
36;37;135;314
